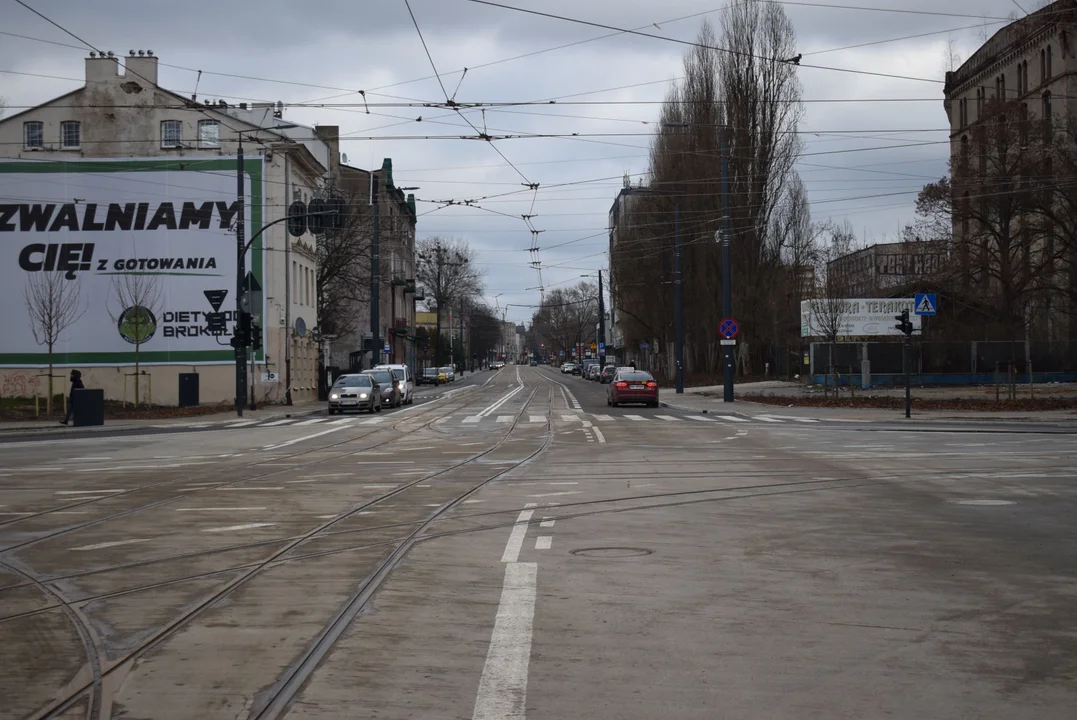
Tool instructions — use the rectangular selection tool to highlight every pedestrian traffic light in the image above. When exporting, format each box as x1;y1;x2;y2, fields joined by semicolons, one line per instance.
206;311;228;334
251;324;263;351
894;309;914;337
231;310;252;349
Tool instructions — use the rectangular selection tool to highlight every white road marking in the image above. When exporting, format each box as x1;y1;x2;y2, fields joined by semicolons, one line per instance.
72;538;152;551
686;416;716;422
527;491;582;498
535;536;552;550
350;461;416;465
261;419;298;426
464;416;482;424
758;414;818;423
175;507;266;512
361;417;386;424
655;415;681;422
591;414;614;421
474;521;539;720
328;418;357;425
294;418;328;426
755;416;783;423
0;512;35;517
540;518;555;528
496;415;513;423
215;486;284;491
464;500;485;504
55;490;123;495
529;415;546;423
50;511;90;516
223;420;260;427
262;425;350;450
501;509;534;563
360;483;399;488
624;415;647;421
561;414;581;422
202;523;276;533
718;416;749;423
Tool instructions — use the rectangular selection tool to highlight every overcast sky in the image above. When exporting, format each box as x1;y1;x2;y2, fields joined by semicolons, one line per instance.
1;0;1040;324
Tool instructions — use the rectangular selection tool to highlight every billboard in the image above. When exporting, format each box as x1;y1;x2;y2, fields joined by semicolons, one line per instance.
0;158;263;366
800;298;921;338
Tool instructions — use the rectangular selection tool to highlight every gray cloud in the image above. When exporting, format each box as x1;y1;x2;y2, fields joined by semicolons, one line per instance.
1;0;1038;322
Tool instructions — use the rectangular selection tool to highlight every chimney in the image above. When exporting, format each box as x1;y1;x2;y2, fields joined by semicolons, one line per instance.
125;50;158;86
85;52;122;85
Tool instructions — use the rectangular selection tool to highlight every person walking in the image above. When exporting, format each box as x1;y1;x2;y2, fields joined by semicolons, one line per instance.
59;369;83;425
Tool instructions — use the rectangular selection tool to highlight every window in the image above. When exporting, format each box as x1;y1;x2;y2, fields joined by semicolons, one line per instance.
1041;48;1046;82
1023;61;1029;93
961;192;970;238
1043;91;1053;138
161;120;182;147
198;119;220;148
976;88;984;117
1020;103;1029;146
1000;73;1006;100
292;261;297;302
60;121;81;149
1047;45;1053;79
960;135;969;173
23;121;43;149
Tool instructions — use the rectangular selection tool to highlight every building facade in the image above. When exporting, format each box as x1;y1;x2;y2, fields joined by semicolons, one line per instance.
607;182;644;361
330;161;418;373
943;0;1077;340
0;51;329;405
827;242;950;297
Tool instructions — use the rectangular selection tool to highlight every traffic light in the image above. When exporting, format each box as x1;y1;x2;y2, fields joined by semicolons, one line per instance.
251;324;263;351
894;309;914;337
231;311;252;349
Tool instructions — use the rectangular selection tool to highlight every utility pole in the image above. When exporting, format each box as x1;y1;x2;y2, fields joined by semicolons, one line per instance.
433;246;443;367
720;130;735;403
674;198;684;394
460;298;466;373
234;137;247;417
598;270;606;369
370;174;380;369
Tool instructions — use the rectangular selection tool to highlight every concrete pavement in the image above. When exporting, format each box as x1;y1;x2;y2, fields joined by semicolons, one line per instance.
1;365;1075;718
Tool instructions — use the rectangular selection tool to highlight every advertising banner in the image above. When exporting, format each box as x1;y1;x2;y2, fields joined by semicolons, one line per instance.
800;298;921;338
0;158;263;366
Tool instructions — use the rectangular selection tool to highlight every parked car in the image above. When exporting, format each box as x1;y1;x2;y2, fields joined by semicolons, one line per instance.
419;367;440;386
491;360;505;369
586;365;600;381
607;370;659;408
363;369;402;408
561;363;576;374
570;363;582;375
530;360;538;367
328;374;380;414
600;364;617;383
439;365;456;382
374;364;414;404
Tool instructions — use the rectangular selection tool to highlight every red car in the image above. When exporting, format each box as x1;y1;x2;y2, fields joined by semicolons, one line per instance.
607;370;659;408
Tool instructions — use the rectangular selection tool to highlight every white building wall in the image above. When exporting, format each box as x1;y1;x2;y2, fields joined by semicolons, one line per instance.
0;52;326;406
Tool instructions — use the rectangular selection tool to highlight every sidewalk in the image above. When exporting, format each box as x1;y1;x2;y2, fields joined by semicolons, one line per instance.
660;381;1077;423
0;400;326;435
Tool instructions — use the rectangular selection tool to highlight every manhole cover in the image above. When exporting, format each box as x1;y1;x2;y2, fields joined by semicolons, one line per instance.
948;499;1017;506
569;547;653;558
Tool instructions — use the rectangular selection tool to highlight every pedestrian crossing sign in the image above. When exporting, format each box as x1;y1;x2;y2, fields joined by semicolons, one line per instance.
914;293;937;316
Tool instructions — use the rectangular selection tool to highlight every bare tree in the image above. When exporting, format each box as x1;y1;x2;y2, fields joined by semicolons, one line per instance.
109;273;163;407
24;272;85;415
416;236;485;365
805;231;857;396
317;187;374;339
532;282;599;361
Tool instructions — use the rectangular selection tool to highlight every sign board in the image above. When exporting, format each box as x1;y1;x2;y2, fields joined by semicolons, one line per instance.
720;339;737;346
598;341;606;352
0;157;264;366
590;342;597;350
914;293;937;316
800;298;920;338
719;318;739;339
639;343;650;349
260;372;279;383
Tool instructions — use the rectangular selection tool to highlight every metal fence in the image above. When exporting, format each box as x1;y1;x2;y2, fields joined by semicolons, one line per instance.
810;340;1077;383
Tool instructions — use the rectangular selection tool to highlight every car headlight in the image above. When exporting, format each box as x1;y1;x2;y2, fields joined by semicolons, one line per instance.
397;381;404;389
359;393;368;399
330;393;339;400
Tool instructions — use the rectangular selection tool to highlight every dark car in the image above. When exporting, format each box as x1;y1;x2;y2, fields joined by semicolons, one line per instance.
419;367;440;385
570;364;582;375
607;370;659;408
363;370;402;408
599;364;617;384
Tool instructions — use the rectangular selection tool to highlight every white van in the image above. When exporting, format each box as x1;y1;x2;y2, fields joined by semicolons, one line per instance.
374;364;415;405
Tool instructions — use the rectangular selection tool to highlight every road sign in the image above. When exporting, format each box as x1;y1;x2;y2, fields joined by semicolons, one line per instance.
242;271;262;293
914;293;937;316
720;339;736;346
598;342;606;352
590;342;597;350
719;318;739;339
640;343;650;349
205;312;228;333
203;289;228;312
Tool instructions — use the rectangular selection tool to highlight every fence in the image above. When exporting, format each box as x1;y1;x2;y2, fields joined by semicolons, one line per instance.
809;340;1077;385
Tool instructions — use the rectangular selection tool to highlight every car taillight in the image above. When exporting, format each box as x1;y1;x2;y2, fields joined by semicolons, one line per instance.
615;381;628;388
645;381;657;388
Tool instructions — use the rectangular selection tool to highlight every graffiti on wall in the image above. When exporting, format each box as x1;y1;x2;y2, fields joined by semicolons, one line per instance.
1;372;44;398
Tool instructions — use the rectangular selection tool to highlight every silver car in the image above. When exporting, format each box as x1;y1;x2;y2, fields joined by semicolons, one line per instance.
328;374;380;414
363;369;403;408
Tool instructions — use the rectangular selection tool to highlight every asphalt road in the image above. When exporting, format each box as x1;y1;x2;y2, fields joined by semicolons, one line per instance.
1;365;1075;719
